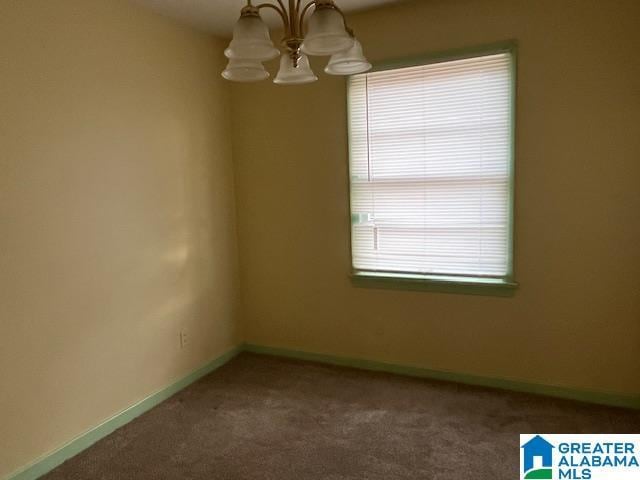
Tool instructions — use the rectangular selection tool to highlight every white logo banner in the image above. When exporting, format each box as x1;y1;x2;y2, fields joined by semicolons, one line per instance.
520;434;640;480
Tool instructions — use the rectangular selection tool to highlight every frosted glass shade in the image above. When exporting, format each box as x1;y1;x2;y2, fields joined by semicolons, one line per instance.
225;15;279;61
274;54;318;85
300;7;354;56
222;58;269;82
325;39;372;75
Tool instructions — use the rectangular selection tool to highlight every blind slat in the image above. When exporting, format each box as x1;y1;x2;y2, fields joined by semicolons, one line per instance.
348;53;513;278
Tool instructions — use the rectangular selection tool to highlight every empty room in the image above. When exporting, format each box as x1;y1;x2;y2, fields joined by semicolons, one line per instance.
1;0;639;479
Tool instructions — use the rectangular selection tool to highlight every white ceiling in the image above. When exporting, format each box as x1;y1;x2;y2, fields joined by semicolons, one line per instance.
131;0;400;37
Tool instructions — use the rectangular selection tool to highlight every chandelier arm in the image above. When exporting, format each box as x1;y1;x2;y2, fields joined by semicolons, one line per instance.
276;0;292;36
297;0;317;38
287;0;298;38
330;3;355;36
296;0;305;22
257;2;290;33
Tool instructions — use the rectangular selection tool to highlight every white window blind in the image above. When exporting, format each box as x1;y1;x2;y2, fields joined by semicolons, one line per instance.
348;52;514;279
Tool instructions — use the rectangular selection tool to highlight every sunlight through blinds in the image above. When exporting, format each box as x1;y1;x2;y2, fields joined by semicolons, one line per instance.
348;52;514;278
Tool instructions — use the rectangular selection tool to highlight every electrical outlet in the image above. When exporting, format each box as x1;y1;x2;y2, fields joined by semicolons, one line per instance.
180;330;188;349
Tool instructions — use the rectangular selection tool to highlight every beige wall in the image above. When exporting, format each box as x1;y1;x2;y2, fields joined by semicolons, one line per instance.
232;0;640;397
2;0;640;476
0;1;240;477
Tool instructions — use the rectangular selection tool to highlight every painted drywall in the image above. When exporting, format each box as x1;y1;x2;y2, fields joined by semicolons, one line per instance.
0;1;240;477
231;0;640;397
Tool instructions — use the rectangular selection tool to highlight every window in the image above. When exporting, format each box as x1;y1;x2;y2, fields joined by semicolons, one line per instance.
348;47;517;292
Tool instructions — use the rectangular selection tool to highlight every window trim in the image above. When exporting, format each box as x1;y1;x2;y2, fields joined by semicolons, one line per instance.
346;41;519;296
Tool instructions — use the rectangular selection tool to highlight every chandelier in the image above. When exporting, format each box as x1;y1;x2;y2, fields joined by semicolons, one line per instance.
222;0;371;84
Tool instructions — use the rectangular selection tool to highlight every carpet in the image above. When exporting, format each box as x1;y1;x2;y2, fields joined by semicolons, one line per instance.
42;353;640;479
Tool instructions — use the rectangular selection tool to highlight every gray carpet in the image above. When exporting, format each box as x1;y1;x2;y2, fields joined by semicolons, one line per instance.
42;353;640;479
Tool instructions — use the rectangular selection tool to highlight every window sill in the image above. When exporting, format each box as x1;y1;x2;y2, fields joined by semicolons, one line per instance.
350;271;518;297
